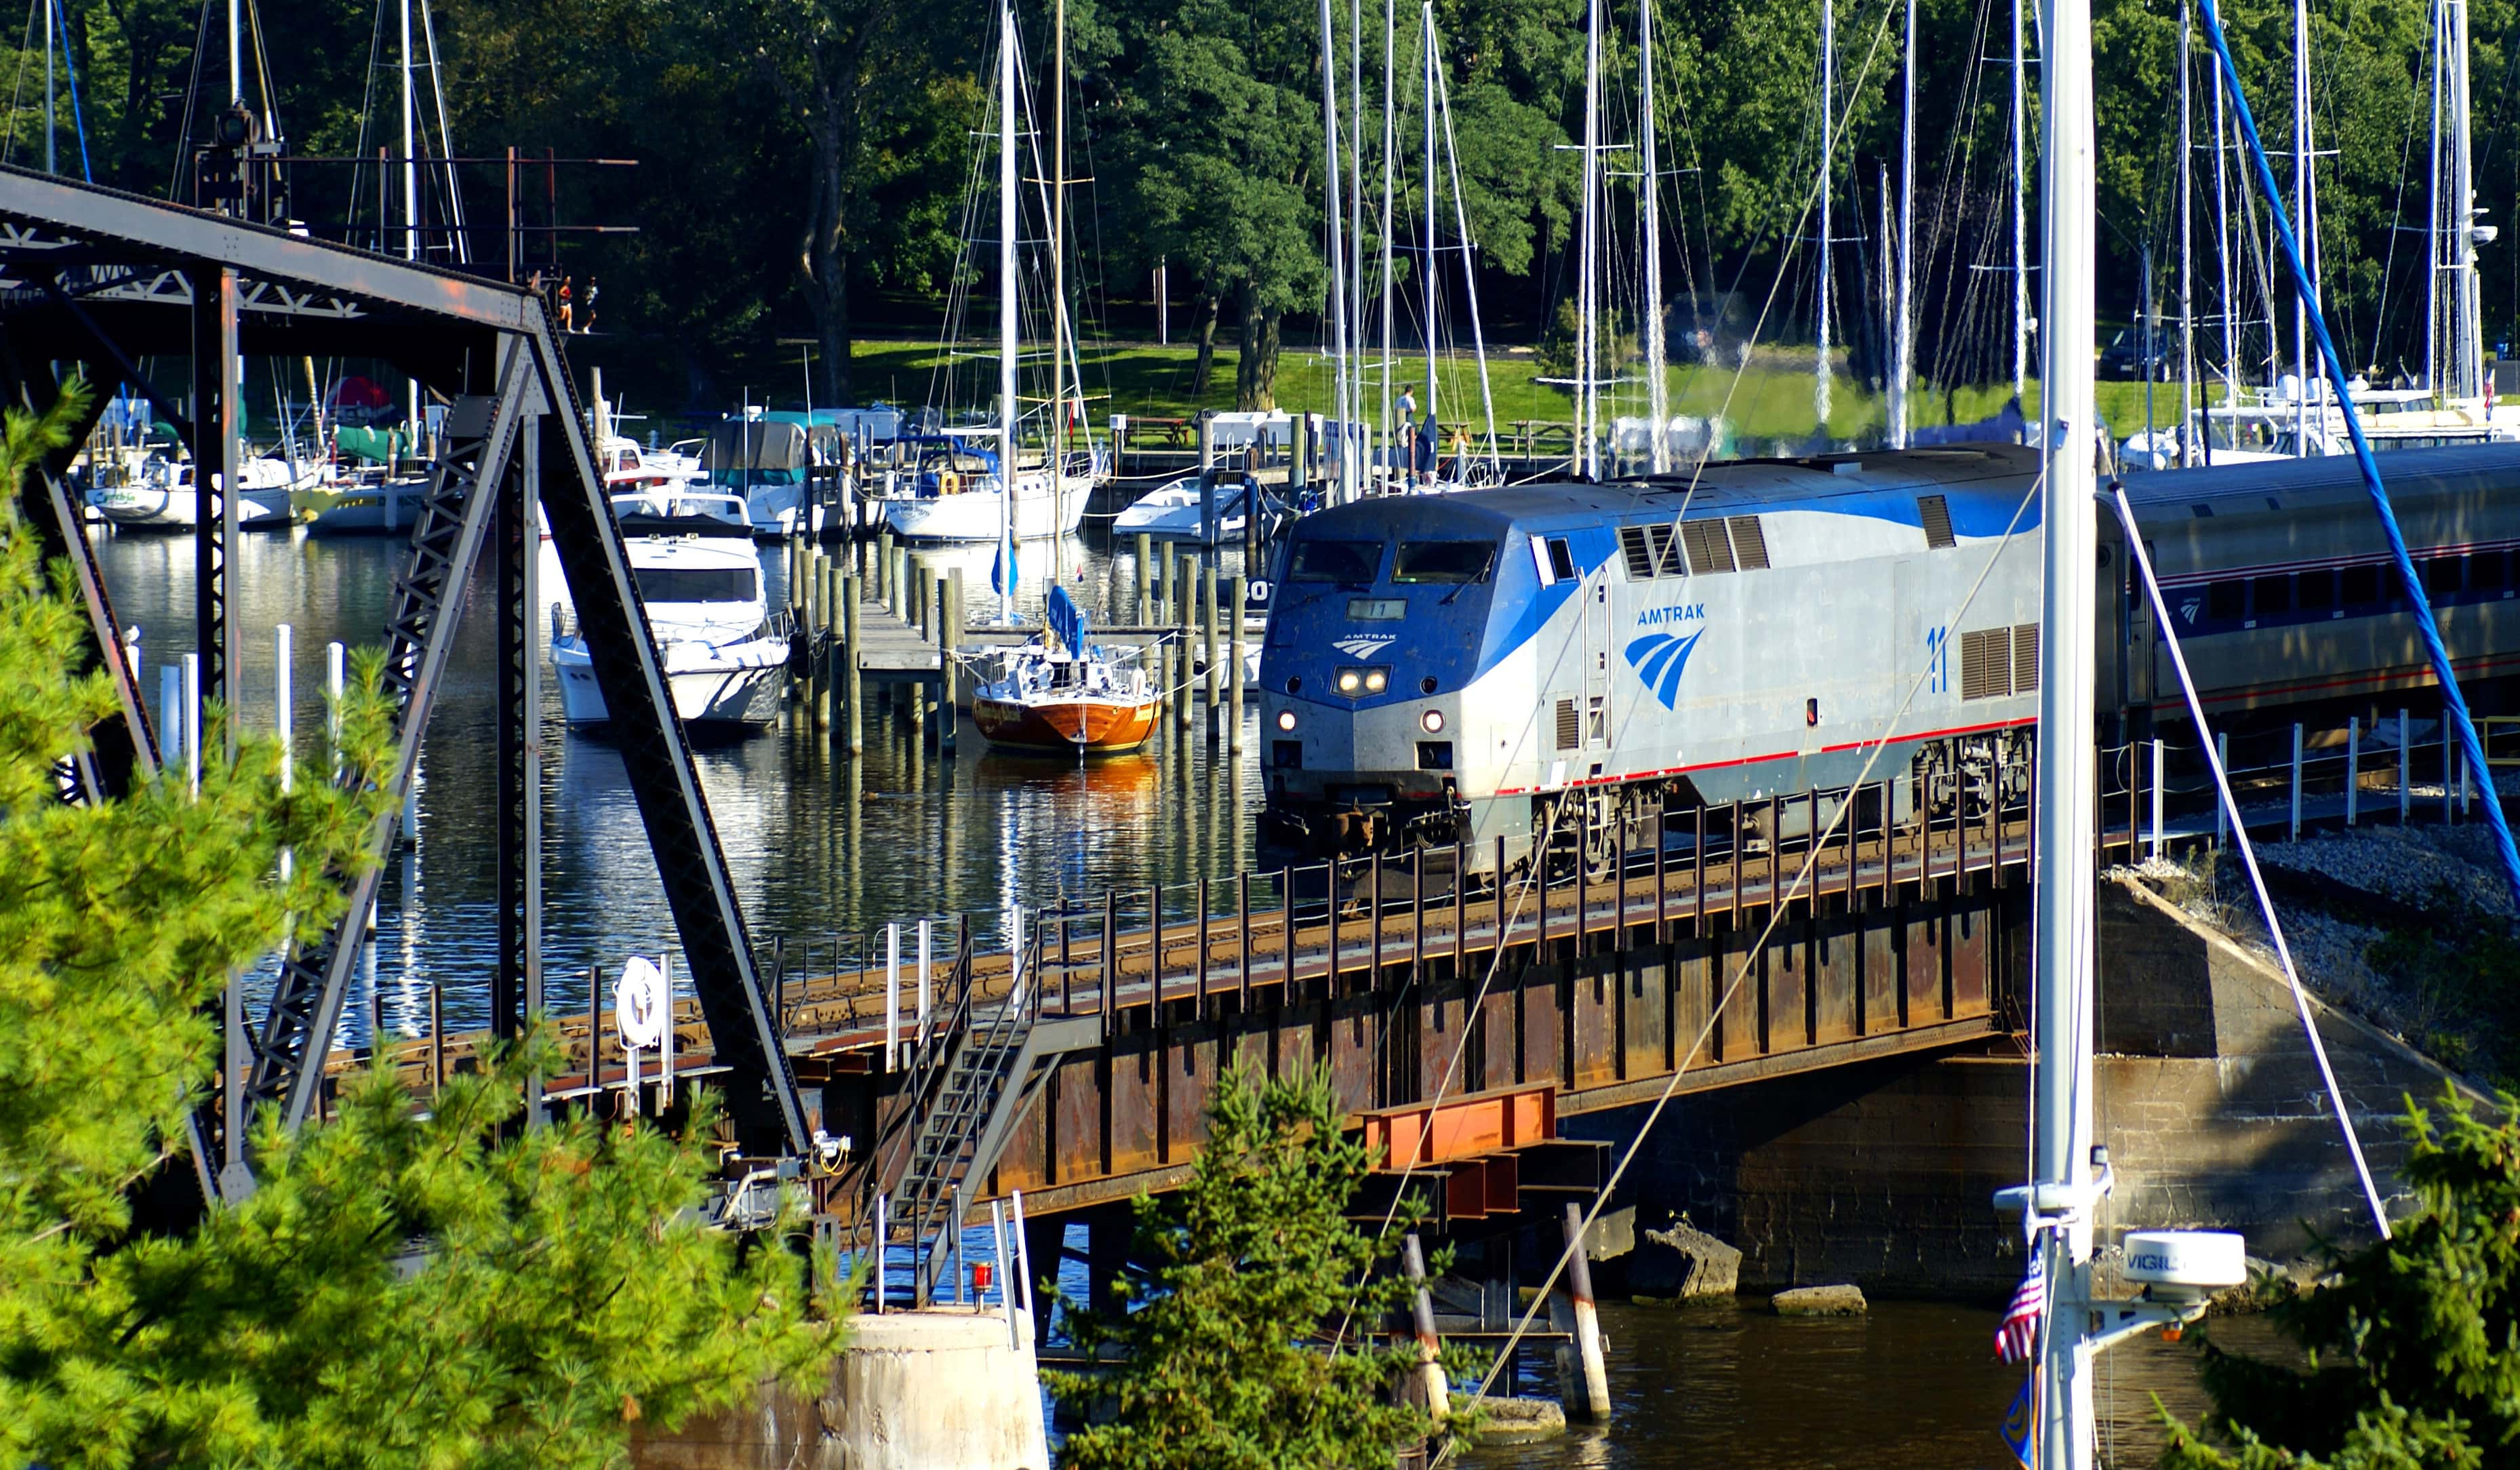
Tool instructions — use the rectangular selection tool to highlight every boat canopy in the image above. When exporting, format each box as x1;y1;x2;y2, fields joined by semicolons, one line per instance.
1047;584;1086;655
701;420;809;479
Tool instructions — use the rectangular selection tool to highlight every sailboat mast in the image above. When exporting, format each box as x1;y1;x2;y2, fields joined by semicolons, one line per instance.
1320;0;1353;503
1350;0;1365;483
2428;1;2445;394
401;0;418;261
2181;0;2197;462
1816;0;1833;437
1423;1;1438;443
1641;0;1668;472
229;0;243;105
2451;0;2480;402
2215;66;2238;418
2032;0;2100;1446
999;1;1019;622
1892;0;1913;448
2011;0;2027;402
1052;0;1067;470
1578;0;1603;476
43;0;54;174
2290;0;2311;454
1381;0;1396;453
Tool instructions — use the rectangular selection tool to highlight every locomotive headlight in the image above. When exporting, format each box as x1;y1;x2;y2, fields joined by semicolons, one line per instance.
1337;670;1361;694
1363;669;1388;694
1277;709;1298;732
1421;709;1445;734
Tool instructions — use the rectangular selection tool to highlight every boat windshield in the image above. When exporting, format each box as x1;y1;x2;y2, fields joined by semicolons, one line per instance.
1287;538;1382;584
636;567;756;603
1392;540;1496;584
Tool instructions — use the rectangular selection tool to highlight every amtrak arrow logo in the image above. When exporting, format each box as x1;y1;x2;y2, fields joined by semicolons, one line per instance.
1333;634;1396;660
1624;629;1706;710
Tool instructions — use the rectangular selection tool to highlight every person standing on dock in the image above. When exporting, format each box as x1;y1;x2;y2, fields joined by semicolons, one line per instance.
559;276;576;333
1395;385;1418;486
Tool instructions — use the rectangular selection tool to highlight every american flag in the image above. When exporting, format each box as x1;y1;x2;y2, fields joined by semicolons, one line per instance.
1995;1254;2046;1364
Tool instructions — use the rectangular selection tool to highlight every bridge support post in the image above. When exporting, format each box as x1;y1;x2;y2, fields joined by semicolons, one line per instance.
1555;1202;1613;1422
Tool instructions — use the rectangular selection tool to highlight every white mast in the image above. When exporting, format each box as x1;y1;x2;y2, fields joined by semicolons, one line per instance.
2012;0;2028;403
1052;0;1068;483
400;0;418;261
1381;0;1397;458
228;0;243;106
999;2;1018;623
1351;0;1365;485
2180;0;2197;462
1641;0;1668;472
2450;0;2481;403
2428;2;2445;394
1431;15;1503;473
2214;55;2238;420
1815;0;1834;437
1320;0;1354;503
1892;0;1914;448
1422;1;1438;451
1578;0;1603;477
2028;0;2098;1449
44;0;55;174
2293;0;2308;432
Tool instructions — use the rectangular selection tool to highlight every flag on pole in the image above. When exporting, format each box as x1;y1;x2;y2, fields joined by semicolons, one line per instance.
1998;1378;2035;1467
1996;1252;2046;1364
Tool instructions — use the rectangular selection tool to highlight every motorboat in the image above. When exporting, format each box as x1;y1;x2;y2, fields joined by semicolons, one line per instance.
972;586;1157;754
551;531;786;732
608;487;751;534
877;433;1090;543
90;456;302;530
1112;473;1253;542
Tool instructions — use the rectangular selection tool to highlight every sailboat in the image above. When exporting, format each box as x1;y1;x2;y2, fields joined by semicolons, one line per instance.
880;3;1092;546
971;585;1159;755
1387;2;1502;493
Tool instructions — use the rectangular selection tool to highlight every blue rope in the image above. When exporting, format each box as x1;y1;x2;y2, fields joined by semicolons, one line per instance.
54;0;91;182
2197;0;2520;916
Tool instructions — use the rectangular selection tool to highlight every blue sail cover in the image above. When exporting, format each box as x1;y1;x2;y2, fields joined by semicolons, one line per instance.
1046;583;1086;654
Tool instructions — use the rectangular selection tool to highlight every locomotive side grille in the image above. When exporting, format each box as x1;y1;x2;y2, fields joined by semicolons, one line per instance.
1681;519;1735;574
1618;523;1685;578
1619;525;1657;580
2012;623;2040;694
1727;515;1770;570
1959;628;2011;700
1918;495;1957;549
1555;698;1581;751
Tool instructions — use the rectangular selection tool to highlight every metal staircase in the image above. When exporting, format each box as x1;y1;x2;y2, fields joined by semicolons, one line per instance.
860;919;1102;1306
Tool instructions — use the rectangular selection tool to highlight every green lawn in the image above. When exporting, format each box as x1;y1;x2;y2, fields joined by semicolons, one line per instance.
838;337;2205;448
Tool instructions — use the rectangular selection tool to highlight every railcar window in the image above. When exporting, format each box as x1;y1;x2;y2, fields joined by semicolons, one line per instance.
2205;582;2245;622
1288;539;1382;583
2422;556;2464;600
1393;541;1497;584
2298;569;2337;612
2341;565;2382;605
2249;575;2293;618
635;568;756;603
2477;553;2511;591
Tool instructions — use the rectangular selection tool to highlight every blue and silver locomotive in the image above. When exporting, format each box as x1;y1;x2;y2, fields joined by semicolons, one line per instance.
1256;443;2520;872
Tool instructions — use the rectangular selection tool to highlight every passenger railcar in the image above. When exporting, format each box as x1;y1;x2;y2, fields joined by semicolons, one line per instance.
1255;443;2520;872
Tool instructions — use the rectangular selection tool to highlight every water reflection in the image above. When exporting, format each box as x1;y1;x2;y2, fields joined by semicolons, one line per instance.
90;525;1263;1044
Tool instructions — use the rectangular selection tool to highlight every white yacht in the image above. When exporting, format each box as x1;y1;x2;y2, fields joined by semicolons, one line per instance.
877;433;1089;543
91;456;302;530
1111;474;1252;542
551;530;786;733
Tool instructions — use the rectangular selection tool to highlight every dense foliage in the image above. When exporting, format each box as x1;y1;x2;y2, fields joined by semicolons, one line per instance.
2161;1089;2520;1470
4;0;2513;410
0;382;841;1467
1044;1064;1466;1469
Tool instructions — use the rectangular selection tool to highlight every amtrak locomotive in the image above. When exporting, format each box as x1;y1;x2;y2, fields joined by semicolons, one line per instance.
1256;443;2520;872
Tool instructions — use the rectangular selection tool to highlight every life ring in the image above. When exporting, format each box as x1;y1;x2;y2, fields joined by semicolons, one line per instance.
938;470;963;496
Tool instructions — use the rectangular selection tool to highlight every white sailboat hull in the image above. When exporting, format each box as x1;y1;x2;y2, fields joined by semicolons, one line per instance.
883;473;1089;542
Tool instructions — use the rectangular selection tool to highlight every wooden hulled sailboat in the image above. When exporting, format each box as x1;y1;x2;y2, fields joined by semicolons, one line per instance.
972;586;1159;755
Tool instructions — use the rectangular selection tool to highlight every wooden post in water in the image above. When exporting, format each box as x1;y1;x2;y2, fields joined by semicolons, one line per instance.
1202;562;1220;740
584;962;601;1090
1174;557;1197;735
812;559;834;732
941;570;963;754
842;575;863;757
877;530;896;612
914;560;933;645
1401;1234;1450;1419
1558;1202;1613;1421
1135;532;1153;626
1226;576;1247;753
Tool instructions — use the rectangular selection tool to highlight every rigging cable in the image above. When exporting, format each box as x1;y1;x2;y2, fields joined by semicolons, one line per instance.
2200;0;2520;917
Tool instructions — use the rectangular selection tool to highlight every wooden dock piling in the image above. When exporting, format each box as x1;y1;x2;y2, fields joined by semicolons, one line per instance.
1174;556;1196;734
1201;561;1220;739
1227;574;1245;751
841;575;862;757
940;570;962;754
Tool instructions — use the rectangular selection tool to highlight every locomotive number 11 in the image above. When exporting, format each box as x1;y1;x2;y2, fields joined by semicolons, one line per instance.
1925;626;1951;694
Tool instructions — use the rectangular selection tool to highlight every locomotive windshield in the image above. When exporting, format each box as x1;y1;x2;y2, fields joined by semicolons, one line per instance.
1287;538;1382;584
1391;540;1496;584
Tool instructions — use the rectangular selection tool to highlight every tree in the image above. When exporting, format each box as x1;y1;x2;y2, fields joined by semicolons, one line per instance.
0;382;843;1467
2159;1088;2520;1470
1044;1063;1464;1470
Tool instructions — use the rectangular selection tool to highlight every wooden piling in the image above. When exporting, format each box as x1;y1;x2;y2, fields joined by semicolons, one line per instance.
1174;556;1196;734
877;530;895;611
1558;1202;1612;1422
940;570;962;754
1201;561;1220;739
1401;1235;1450;1419
1135;532;1153;626
1226;575;1246;752
842;575;863;757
